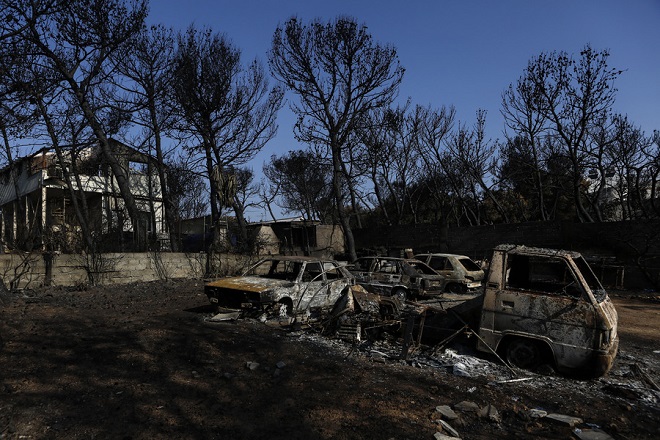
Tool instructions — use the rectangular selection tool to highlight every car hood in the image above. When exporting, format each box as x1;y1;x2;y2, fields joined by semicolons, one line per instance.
419;274;445;281
206;276;294;293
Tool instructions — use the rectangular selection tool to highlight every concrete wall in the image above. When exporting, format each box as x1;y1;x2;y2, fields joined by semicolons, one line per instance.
3;220;658;290
315;225;345;257
354;219;660;290
254;225;280;256
0;252;254;290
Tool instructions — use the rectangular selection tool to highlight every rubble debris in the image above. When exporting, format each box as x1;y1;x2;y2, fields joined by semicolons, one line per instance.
207;308;241;321
322;287;402;343
452;362;471;377
528;409;548;419
454;401;480;413
435;405;459;421
493;377;534;384
369;351;387;363
631;363;660;391
545;413;583;427
276;361;286;369
436;419;460;437
245;362;260;371
572;428;615;440
431;347;504;378
478;403;501;423
434;433;461;440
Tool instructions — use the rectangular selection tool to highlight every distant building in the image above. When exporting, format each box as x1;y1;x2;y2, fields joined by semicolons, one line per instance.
585;167;660;221
178;215;229;252
0;139;167;252
248;217;345;258
177;215;345;258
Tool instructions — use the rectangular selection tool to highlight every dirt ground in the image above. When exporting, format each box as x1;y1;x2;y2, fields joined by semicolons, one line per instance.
0;279;658;440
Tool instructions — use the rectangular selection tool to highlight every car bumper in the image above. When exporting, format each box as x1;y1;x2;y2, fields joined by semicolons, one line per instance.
592;337;619;376
205;287;269;310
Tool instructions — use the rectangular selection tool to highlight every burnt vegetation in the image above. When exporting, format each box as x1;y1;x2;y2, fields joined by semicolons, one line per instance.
0;0;658;264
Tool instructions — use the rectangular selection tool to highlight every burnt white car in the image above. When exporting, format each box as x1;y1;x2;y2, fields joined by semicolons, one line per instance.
205;256;355;316
415;253;485;293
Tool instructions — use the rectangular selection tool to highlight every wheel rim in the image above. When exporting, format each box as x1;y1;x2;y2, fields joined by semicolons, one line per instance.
278;299;293;317
506;339;541;369
392;288;407;302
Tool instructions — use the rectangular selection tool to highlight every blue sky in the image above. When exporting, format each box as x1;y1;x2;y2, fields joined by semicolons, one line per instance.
147;0;660;220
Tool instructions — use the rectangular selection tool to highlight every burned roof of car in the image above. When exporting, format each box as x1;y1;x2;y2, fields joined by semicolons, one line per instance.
355;256;426;263
495;244;581;259
415;253;471;259
260;256;339;263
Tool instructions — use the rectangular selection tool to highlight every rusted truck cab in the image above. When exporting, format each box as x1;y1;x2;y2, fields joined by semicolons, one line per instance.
477;244;619;376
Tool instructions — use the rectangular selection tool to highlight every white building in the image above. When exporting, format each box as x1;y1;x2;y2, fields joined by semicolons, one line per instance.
0;139;167;252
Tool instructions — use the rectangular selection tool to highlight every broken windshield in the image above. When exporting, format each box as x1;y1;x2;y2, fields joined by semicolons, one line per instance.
459;257;481;272
573;256;608;302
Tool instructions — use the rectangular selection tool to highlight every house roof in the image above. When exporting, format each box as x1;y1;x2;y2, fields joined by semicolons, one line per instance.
0;138;157;176
249;216;320;226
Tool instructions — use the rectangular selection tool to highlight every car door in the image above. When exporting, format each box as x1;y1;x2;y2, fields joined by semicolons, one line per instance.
351;258;374;283
323;261;352;302
369;259;403;293
296;261;330;310
428;256;457;281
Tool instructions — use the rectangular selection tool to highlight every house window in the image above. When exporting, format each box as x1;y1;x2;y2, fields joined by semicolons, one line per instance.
129;161;149;174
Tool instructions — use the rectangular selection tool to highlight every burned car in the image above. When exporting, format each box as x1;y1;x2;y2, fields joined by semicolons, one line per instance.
414;253;485;293
347;256;446;301
329;245;619;377
477;244;619;376
205;256;355;316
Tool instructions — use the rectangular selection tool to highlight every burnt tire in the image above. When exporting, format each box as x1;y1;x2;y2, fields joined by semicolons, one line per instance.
278;298;294;317
391;287;408;303
446;283;467;294
505;338;542;370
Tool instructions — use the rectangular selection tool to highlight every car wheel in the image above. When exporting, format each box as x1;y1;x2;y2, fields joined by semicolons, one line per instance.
446;283;467;294
391;287;408;302
505;338;542;370
278;298;294;317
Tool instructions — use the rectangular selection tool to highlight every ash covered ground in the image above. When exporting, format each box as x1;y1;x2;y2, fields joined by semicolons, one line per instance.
0;279;658;439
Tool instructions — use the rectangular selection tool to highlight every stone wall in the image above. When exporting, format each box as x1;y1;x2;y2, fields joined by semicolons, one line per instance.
2;220;657;291
0;252;254;290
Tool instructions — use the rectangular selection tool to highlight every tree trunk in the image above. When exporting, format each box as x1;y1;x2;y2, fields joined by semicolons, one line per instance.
331;142;357;261
231;198;250;252
150;106;179;251
0;124;27;249
205;150;220;277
